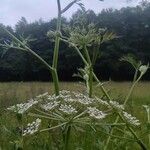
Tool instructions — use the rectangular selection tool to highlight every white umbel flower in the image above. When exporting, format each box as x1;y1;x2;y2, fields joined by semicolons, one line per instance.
7;99;38;114
47;94;58;101
41;101;60;111
87;107;107;119
109;100;124;110
59;104;77;114
66;98;76;102
23;118;41;136
58;94;72;100
60;90;71;95
123;111;140;126
73;92;93;105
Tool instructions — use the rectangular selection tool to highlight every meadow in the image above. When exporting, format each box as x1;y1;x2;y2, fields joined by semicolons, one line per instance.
0;82;150;150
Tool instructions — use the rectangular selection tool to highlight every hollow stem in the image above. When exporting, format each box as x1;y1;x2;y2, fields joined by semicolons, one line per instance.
83;45;93;98
52;68;60;95
52;0;62;95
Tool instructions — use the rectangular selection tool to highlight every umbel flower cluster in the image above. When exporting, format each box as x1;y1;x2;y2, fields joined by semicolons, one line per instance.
122;111;140;126
7;99;38;114
7;90;141;135
23;118;41;136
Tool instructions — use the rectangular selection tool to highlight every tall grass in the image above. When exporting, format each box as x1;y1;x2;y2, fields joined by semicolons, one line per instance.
1;82;150;108
0;82;150;149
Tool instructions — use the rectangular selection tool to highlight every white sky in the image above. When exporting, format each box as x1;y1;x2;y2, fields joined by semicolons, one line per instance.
0;0;141;26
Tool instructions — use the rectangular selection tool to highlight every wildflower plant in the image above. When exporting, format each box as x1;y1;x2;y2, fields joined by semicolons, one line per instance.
0;0;150;150
6;89;147;149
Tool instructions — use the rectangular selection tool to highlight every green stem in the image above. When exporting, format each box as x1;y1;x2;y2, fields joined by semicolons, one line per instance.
83;45;93;98
124;73;143;106
61;0;78;14
61;38;93;97
1;27;53;71
133;68;138;83
60;38;88;66
64;125;71;150
130;68;138;108
40;122;67;133
129;127;147;150
83;45;91;65
52;68;60;95
147;109;150;148
52;0;62;95
93;72;112;101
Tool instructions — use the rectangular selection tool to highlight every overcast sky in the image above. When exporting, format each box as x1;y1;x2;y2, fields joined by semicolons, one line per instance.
0;0;141;26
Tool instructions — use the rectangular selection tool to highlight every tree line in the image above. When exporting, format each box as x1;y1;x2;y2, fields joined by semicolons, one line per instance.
0;2;150;81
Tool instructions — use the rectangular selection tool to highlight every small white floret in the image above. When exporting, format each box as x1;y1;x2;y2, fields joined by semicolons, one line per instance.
87;107;107;120
109;100;124;110
59;104;77;114
23;118;41;136
7;99;38;114
123;111;140;126
41;101;60;111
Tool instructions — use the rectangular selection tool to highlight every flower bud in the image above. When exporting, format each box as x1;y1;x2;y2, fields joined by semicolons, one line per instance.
139;65;148;74
83;74;89;81
47;30;55;40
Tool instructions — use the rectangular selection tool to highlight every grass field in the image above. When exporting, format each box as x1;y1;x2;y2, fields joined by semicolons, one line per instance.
0;82;150;150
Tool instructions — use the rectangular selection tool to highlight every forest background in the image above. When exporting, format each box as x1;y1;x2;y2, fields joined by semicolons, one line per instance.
0;1;150;81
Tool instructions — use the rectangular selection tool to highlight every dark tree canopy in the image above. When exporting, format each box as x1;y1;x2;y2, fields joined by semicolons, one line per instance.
0;2;150;81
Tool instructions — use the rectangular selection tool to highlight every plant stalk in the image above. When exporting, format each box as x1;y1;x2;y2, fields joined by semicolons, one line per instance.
63;125;71;150
1;27;53;71
52;0;62;95
83;45;93;98
146;107;150;148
